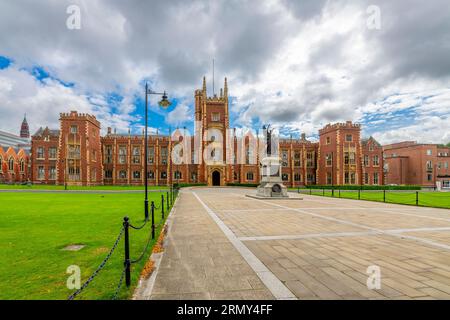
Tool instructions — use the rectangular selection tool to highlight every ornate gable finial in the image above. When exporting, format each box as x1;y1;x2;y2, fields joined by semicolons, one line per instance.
224;77;228;96
202;76;207;94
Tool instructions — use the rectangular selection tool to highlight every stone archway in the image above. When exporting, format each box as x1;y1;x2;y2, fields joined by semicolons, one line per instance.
212;170;221;186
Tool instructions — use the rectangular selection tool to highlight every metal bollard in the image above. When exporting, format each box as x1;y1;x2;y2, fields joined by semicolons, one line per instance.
161;194;165;219
383;189;386;202
416;191;419;206
151;201;155;239
358;189;361;200
123;216;131;287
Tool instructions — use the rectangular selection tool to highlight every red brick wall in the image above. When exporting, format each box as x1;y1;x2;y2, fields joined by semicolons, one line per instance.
317;121;363;185
0;146;30;183
56;111;102;186
383;143;450;187
31;128;59;184
361;138;384;185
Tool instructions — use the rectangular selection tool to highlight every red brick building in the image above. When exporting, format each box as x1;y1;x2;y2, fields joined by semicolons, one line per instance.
316;122;383;186
56;112;103;186
0;146;30;184
29;77;446;188
31;127;60;184
361;137;384;186
384;142;450;189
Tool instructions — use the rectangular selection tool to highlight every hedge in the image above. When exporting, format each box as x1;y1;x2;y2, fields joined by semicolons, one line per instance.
173;183;207;188
302;185;421;190
226;183;259;188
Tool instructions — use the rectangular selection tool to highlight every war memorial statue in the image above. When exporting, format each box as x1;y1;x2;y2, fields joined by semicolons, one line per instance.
253;124;290;198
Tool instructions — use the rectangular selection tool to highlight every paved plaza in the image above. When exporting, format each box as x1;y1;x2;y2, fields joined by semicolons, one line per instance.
139;187;450;300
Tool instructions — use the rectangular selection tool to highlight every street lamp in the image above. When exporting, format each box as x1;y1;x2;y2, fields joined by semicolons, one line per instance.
331;151;334;197
144;83;171;220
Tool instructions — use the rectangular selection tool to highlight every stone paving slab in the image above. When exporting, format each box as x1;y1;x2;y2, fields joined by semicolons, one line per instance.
142;187;450;300
144;190;274;300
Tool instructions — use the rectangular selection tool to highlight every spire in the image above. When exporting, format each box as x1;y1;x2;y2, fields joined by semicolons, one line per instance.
202;76;207;94
20;113;30;139
224;77;228;97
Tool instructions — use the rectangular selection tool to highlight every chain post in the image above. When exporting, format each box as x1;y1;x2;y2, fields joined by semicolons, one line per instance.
167;191;169;208
161;194;165;219
123;216;131;287
383;189;386;202
151;201;155;239
416;191;419;206
339;189;341;198
358;188;361;200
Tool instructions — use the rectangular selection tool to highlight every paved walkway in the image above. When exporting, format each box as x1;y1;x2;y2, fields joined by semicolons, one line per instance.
139;187;450;300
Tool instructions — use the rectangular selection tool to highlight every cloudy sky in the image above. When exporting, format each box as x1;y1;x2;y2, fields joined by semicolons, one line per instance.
0;0;449;144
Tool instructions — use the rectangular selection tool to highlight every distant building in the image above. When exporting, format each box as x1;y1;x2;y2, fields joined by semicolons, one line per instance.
0;146;30;184
20;114;30;138
0;116;31;183
383;142;450;189
0;130;30;151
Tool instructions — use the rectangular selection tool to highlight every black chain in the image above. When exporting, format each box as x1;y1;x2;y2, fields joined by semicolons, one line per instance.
68;226;125;300
129;219;148;230
130;228;153;264
112;265;127;300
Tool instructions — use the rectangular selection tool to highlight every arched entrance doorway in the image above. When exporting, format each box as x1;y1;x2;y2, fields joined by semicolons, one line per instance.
212;171;221;186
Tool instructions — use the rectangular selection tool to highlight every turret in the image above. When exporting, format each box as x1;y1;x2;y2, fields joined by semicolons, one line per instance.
224;77;228;100
20;114;30;139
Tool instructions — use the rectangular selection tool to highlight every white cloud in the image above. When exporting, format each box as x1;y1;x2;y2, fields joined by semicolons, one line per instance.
166;103;192;126
0;66;133;135
373;115;450;144
0;0;449;144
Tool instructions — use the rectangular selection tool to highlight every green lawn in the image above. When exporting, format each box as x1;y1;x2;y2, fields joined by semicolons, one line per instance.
0;184;168;190
0;191;175;300
294;189;450;209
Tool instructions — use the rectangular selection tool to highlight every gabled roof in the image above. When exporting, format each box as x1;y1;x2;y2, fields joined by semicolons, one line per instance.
361;136;381;147
32;127;60;138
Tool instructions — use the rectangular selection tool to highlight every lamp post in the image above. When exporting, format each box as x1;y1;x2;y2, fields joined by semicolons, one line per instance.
144;83;171;220
331;151;334;196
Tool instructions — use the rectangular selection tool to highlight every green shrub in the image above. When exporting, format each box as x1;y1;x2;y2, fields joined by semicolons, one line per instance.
173;183;207;188
226;183;259;188
304;185;421;190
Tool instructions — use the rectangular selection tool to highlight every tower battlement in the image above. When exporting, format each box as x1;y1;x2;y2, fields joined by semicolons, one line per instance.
59;110;100;127
319;121;361;134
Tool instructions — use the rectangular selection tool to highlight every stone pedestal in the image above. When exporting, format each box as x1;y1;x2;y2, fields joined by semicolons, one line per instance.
255;156;289;198
256;179;289;198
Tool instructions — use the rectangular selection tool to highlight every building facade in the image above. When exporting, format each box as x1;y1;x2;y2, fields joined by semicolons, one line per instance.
25;78;389;187
0;146;30;184
316;122;384;186
384;142;450;189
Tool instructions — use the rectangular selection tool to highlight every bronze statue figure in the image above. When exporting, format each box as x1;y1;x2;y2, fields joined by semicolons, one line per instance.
263;124;273;156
